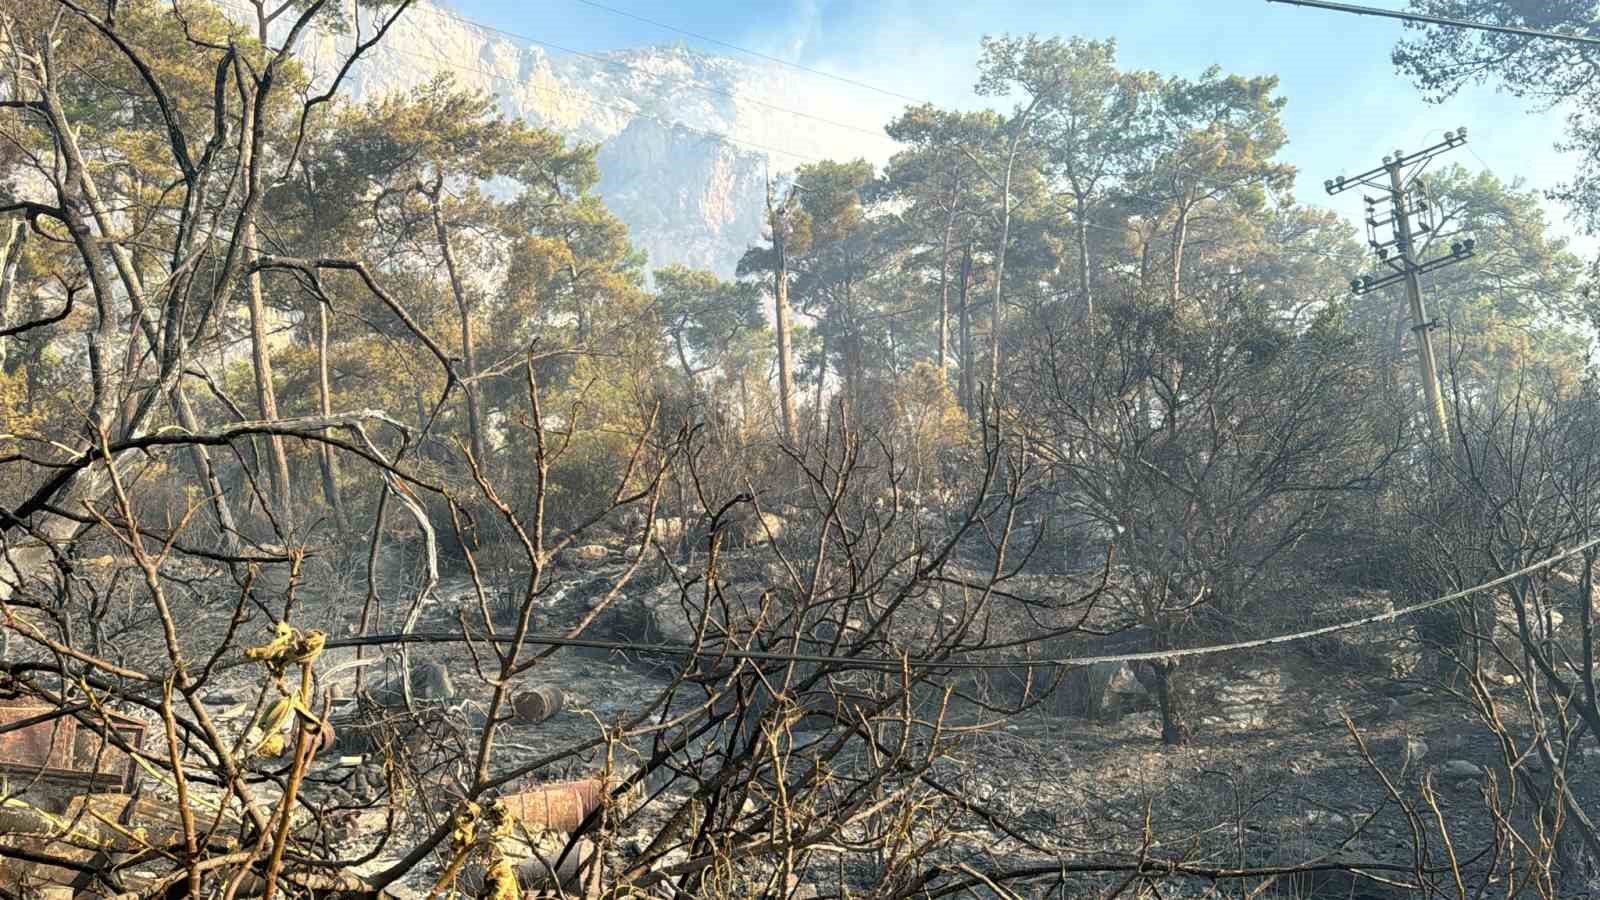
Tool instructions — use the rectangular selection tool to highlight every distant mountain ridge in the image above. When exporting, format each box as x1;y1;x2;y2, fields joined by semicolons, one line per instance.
290;1;895;276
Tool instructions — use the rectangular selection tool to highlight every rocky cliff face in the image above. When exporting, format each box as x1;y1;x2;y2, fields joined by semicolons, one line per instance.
595;119;770;275
291;2;894;276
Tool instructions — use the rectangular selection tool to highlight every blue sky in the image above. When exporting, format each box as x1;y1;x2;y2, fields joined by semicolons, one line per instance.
448;0;1585;251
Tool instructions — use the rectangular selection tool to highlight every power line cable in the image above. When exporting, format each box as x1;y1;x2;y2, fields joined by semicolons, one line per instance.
565;0;931;106
323;533;1600;671
1266;0;1600;47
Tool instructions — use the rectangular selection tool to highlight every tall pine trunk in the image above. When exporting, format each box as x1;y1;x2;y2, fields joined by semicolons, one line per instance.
240;18;291;529
315;300;347;529
1169;203;1189;305
1163;204;1192;431
738;372;751;437
990;191;1012;410
814;329;828;424
431;193;485;465
243;232;292;526
937;204;956;374
1075;192;1093;321
0;219;22;372
170;387;241;550
987;103;1038;413
45;77;244;553
957;246;973;414
769;185;799;446
843;274;862;419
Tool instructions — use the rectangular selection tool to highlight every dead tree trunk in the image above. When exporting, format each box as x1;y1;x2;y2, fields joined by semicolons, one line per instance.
1151;658;1189;746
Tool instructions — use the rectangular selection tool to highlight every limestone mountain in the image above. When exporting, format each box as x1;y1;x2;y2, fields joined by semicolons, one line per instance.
291;1;895;276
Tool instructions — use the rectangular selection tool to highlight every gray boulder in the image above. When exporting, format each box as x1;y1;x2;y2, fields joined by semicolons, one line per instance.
1047;660;1144;721
558;543;611;567
1439;759;1484;780
367;661;456;706
1369;735;1429;773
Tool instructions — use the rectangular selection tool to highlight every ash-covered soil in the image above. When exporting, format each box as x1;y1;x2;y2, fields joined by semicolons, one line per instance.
9;545;1600;898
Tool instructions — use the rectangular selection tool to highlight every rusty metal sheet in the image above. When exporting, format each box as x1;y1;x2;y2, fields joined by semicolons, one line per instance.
0;702;74;774
69;716;146;788
0;701;146;793
60;793;239;851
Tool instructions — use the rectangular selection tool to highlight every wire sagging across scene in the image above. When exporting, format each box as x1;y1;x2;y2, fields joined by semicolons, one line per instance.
323;534;1600;673
1266;0;1600;47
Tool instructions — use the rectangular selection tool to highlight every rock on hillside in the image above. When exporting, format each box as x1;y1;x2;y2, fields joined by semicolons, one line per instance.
596;118;768;275
286;1;897;276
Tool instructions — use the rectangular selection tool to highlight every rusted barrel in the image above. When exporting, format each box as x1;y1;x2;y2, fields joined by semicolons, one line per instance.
502;778;604;832
315;718;338;756
511;685;565;725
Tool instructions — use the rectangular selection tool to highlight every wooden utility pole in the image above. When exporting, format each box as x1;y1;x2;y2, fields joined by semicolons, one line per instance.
1327;129;1476;453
